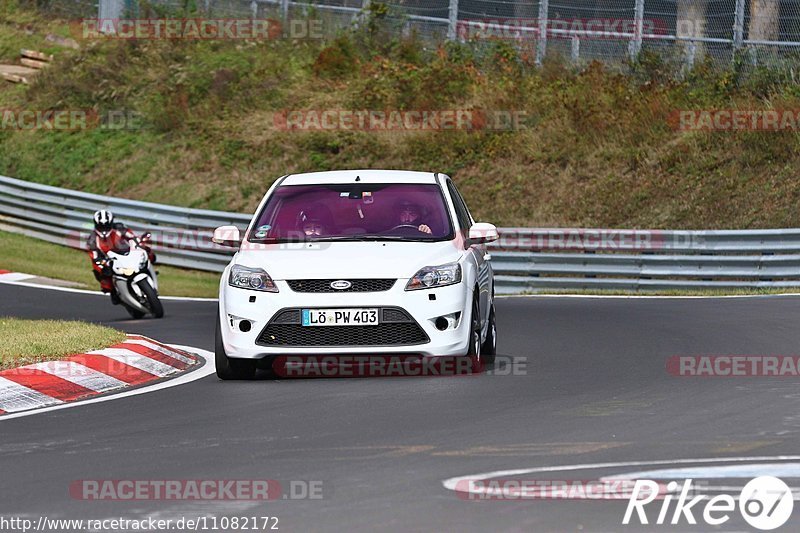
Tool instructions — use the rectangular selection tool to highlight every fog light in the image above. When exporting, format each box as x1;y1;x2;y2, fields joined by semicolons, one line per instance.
239;320;252;333
432;312;461;331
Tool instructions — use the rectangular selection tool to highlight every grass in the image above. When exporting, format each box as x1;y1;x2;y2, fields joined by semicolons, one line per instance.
0;230;220;298
0;3;72;62
0;4;799;230
0;317;126;369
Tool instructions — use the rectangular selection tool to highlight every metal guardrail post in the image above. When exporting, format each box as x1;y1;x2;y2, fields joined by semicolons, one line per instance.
630;0;645;60
535;0;548;67
447;0;459;41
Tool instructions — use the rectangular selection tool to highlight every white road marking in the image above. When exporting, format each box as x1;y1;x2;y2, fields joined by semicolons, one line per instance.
442;456;800;497
0;346;214;421
28;361;127;393
123;339;196;365
601;463;800;480
0;278;218;301
0;376;63;413
87;348;181;377
0;272;35;282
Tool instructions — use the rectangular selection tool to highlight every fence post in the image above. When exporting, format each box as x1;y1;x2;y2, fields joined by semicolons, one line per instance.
535;0;548;66
447;0;459;41
630;0;645;60
733;0;745;49
281;0;289;23
571;35;580;64
685;41;697;70
250;0;258;20
354;0;370;26
204;0;211;14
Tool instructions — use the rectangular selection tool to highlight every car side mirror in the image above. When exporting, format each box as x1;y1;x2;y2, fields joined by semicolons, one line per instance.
213;225;241;247
467;223;499;245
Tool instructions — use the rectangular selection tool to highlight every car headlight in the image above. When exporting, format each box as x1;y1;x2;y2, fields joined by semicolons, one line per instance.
229;265;278;292
405;262;462;291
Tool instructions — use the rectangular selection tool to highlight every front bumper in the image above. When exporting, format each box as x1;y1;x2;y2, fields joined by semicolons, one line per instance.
219;279;470;358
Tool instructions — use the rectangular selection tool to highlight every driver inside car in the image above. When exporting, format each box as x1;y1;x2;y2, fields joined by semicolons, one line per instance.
302;218;326;237
297;204;332;237
395;200;432;234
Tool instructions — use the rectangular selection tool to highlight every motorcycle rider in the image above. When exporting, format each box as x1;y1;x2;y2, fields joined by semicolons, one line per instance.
87;210;154;304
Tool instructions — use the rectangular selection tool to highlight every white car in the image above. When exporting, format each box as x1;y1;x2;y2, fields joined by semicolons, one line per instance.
212;170;499;379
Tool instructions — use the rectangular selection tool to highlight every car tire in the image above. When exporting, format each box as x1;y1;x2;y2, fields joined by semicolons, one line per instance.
215;315;257;380
465;295;481;371
480;303;497;365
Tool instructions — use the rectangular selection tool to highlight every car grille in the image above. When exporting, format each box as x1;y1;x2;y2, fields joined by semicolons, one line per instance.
286;279;396;293
256;307;429;347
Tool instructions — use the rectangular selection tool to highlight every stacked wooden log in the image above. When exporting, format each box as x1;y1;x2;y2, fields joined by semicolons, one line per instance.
0;49;54;84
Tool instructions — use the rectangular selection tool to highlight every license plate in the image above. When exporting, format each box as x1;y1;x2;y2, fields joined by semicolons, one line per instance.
302;308;379;326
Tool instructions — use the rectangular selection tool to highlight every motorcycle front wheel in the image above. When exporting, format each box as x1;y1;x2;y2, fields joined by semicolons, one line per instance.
137;278;164;318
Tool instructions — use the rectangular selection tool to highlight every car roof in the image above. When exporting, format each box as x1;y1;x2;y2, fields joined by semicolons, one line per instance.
281;169;439;186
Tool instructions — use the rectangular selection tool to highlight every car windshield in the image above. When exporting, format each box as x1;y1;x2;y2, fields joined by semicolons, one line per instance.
248;183;453;242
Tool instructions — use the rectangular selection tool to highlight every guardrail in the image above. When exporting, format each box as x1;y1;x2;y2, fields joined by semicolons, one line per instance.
0;175;250;272
2;175;800;294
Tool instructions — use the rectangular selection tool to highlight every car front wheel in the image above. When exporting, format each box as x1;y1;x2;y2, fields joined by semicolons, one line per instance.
465;295;481;365
480;303;497;365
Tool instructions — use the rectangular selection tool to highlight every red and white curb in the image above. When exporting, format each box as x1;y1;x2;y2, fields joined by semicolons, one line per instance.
0;335;202;416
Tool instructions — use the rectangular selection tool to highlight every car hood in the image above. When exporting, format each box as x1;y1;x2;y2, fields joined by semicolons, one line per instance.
234;240;462;280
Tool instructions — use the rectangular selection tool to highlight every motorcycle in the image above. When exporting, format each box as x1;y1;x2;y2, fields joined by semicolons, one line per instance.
105;234;164;319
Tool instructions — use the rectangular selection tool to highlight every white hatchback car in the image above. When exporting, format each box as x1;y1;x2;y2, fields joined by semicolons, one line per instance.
212;170;499;379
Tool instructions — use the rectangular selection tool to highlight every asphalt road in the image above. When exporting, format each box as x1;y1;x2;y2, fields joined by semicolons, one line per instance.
2;282;800;532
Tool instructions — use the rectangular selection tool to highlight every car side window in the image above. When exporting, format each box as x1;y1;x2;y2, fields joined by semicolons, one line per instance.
446;181;473;231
